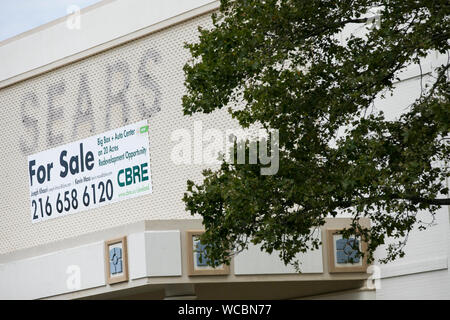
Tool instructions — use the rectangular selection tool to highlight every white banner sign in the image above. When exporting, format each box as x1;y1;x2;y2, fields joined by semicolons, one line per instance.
28;120;152;223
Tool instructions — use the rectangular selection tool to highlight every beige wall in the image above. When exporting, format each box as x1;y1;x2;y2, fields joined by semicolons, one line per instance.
0;218;371;299
0;12;244;254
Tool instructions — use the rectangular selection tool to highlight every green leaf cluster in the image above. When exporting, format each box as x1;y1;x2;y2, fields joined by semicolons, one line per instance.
182;0;450;267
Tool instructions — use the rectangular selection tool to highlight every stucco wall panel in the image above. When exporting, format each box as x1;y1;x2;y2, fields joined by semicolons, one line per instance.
0;13;241;254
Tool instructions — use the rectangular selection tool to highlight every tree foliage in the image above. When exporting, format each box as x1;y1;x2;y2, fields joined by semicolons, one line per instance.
182;0;450;267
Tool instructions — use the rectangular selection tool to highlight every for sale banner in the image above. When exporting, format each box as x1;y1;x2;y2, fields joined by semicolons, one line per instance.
28;120;152;223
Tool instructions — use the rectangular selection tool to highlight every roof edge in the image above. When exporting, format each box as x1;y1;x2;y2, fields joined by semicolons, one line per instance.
0;0;219;89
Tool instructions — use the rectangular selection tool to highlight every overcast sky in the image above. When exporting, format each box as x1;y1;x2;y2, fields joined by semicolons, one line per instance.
0;0;102;42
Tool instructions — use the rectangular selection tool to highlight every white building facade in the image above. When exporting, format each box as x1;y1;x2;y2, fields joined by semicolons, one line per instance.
0;0;448;300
